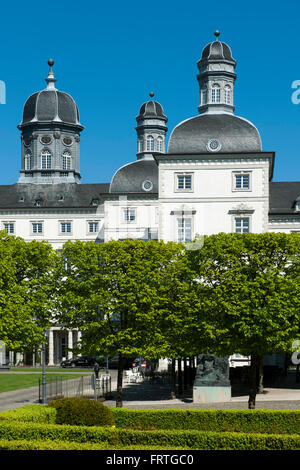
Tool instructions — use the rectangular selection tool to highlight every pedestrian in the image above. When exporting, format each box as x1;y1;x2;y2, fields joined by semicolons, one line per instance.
94;361;100;378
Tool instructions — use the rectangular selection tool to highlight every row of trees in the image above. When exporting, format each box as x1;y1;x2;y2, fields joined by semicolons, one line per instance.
1;231;300;408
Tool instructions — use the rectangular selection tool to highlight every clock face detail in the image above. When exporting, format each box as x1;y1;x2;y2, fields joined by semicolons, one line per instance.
207;138;222;152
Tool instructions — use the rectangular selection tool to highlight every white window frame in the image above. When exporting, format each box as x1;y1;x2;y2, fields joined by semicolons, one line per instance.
177;217;193;243
224;85;231;104
31;221;44;236
234;216;251;233
59;221;73;235
3;221;15;234
157;136;163;152
232;171;252;192
202;86;208;105
41;150;52;169
211;84;221;103
62;151;72;170
24;152;32;170
146;135;154;152
175;173;194;192
87;220;100;233
123;207;136;223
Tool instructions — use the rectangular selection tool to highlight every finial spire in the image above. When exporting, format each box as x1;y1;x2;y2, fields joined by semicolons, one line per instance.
214;30;220;41
149;91;154;98
45;59;57;90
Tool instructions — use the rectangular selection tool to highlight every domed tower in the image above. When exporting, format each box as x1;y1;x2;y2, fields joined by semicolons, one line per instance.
135;93;168;160
18;59;84;184
197;30;237;115
168;32;262;154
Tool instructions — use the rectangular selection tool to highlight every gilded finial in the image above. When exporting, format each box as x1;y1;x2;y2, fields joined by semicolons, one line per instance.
214;30;220;40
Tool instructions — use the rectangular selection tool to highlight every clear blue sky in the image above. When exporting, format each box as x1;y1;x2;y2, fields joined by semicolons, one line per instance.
0;0;300;185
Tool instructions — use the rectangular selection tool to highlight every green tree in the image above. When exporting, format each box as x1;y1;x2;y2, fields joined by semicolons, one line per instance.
56;238;194;407
188;232;300;408
0;231;57;353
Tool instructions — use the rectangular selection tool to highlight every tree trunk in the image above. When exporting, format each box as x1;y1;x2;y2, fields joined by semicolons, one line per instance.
248;355;259;409
183;357;188;390
257;355;264;394
171;359;176;399
178;358;183;395
116;352;124;408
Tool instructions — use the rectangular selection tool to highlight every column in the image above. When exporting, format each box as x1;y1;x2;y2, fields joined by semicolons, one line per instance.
48;329;55;366
68;330;73;359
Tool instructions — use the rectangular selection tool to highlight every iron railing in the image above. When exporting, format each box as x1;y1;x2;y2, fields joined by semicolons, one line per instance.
39;374;111;403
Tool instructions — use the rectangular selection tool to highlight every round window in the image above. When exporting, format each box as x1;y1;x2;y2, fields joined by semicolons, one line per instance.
142;180;153;192
207;138;221;152
41;135;52;145
63;137;73;146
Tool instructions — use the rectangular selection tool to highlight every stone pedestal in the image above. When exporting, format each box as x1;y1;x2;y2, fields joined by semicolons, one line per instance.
193;385;231;403
193;354;231;403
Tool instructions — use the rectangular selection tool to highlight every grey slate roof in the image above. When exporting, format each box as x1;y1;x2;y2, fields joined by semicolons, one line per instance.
0;183;110;209
168;113;262;154
19;89;82;129
199;41;236;65
269;182;300;213
136;100;168;123
109;159;158;194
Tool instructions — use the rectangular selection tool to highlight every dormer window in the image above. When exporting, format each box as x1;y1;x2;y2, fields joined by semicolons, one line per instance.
146;135;154;151
211;84;221;103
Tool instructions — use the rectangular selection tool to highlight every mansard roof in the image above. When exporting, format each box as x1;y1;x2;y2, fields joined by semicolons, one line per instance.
0;183;110;209
269;181;300;213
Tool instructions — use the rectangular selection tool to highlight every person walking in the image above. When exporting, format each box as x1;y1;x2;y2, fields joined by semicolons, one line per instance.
94;361;100;379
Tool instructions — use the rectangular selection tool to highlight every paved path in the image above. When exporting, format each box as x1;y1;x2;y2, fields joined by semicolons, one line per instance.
0;371;299;412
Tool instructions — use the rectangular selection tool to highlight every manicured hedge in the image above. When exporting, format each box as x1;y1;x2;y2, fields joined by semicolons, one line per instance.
0;421;299;450
1;406;299;436
111;408;300;435
0;439;190;451
0;405;57;424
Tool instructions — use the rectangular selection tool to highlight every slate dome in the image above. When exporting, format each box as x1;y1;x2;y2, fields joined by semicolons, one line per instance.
19;60;82;129
110;160;158;193
168;114;262;154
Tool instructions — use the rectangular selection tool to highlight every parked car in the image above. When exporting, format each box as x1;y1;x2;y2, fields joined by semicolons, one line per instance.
60;355;105;368
107;355;134;369
132;357;156;372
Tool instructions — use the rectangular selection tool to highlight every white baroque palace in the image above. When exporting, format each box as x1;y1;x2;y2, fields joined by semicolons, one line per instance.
2;33;299;366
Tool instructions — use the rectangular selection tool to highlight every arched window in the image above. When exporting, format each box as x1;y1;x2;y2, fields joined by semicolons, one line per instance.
41;149;52;169
202;86;208;105
157;136;163;152
24;152;32;170
62;151;72;170
211;84;221;103
146;135;154;152
224;85;231;104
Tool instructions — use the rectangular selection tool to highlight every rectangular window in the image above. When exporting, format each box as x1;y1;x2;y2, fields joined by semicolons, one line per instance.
212;87;220;103
123;208;136;222
60;222;72;233
177;174;192;191
32;222;43;234
3;222;14;234
177;218;192;243
235;173;250;190
88;221;99;233
235;217;250;233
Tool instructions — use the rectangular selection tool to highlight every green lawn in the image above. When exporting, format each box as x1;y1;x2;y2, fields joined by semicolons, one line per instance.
0;373;91;393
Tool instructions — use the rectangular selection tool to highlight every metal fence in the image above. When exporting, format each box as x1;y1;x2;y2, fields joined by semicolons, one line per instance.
39;374;111;403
